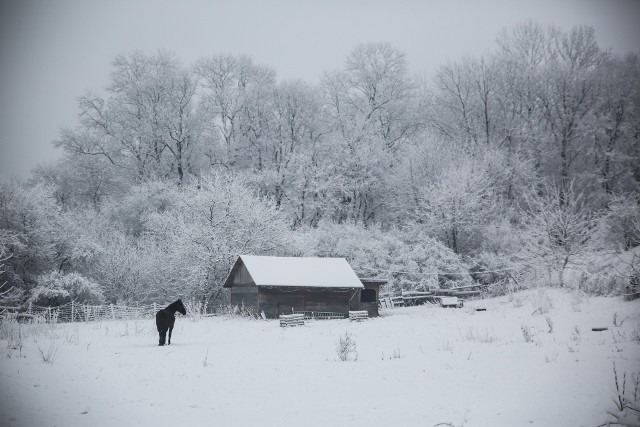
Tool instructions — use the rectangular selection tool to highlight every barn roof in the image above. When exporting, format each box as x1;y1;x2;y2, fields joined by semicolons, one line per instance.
223;255;364;288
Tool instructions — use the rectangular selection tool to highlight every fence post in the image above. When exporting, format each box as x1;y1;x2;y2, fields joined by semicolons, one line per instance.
153;302;157;314
71;301;75;322
110;304;115;320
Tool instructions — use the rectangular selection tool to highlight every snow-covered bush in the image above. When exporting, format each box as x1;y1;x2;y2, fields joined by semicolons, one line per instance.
596;193;640;251
530;289;554;315
0;248;23;306
605;364;640;425
0;180;66;294
306;222;471;294
521;324;533;342
577;272;624;296
562;247;640;296
336;332;358;362
29;271;104;306
470;217;525;287
520;181;599;287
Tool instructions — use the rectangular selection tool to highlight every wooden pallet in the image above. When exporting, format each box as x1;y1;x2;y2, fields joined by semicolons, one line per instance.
293;311;346;320
349;310;368;321
279;313;305;327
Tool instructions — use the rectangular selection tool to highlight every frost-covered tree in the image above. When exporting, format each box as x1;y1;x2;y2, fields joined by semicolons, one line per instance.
429;55;505;147
418;161;497;254
141;173;292;305
596;192;640;251
0;247;21;305
520;181;598;287
304;222;471;293
320;42;422;224
90;231;156;303
588;54;640;198
32;153;126;211
391;137;500;255
537;26;607;199
0;180;66;293
194;54;276;168
264;80;324;209
57;51;206;184
29;271;104;306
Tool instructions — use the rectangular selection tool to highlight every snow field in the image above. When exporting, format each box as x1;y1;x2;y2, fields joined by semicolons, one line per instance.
1;288;639;427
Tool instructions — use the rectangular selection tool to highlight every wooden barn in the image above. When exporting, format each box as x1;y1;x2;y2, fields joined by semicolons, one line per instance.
223;255;384;319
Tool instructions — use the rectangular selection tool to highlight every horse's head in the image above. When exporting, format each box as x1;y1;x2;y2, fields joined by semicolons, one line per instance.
176;299;187;316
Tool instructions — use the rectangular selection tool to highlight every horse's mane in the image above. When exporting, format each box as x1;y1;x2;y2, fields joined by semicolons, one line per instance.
166;299;186;314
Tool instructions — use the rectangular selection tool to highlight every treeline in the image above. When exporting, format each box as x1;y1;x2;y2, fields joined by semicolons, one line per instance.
1;22;639;307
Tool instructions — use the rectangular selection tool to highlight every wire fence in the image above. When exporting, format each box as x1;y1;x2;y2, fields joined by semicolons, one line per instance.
0;298;225;324
1;302;162;323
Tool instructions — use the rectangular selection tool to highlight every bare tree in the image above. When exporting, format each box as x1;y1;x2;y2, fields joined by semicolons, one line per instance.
0;248;14;305
590;54;640;196
413;151;498;254
194;54;276;167
57;51;204;184
324;42;421;151
268;80;323;209
537;26;607;201
320;43;422;224
521;180;598;287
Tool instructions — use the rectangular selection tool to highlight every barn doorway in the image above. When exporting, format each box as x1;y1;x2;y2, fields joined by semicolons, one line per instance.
360;288;376;303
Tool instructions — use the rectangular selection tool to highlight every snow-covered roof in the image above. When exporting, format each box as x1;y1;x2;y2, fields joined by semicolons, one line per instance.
226;255;364;288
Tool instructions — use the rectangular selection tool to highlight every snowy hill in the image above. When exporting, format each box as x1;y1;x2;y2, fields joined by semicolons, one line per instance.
1;288;639;426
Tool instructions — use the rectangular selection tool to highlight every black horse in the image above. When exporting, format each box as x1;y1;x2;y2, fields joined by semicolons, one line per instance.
155;299;186;346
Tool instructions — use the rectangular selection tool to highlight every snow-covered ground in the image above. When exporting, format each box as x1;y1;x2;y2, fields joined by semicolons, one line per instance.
1;288;639;427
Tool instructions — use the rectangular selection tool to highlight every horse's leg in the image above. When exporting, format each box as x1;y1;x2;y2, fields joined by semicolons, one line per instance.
168;317;175;345
156;311;165;346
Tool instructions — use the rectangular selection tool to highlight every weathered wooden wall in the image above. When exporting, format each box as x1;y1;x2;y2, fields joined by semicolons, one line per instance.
230;284;259;310
351;281;385;317
257;288;356;319
229;263;259;311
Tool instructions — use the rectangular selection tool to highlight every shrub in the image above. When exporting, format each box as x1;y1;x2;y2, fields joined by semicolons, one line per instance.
631;323;640;344
577;272;623;296
35;340;58;365
336;332;358;362
460;327;496;343
29;271;104;306
605;363;640;425
545;316;554;333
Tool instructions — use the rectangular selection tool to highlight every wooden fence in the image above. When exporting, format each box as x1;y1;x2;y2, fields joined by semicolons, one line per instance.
1;302;162;323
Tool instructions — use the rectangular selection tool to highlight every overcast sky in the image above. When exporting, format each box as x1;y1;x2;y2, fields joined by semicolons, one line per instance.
1;0;639;179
